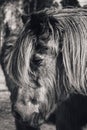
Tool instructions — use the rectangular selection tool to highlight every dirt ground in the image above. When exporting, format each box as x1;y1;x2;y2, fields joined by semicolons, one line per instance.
0;93;16;130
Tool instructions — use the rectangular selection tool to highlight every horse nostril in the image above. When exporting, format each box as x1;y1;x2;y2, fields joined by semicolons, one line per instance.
12;105;22;120
13;109;22;120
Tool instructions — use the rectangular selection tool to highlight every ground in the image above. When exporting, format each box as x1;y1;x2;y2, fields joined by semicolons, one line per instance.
0;91;16;130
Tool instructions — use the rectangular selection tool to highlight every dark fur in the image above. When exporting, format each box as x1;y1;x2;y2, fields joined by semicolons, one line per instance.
56;94;87;130
0;8;87;130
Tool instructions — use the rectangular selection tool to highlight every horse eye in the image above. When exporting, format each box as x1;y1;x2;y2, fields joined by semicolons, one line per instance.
33;56;42;66
30;55;43;71
35;44;48;54
31;98;37;105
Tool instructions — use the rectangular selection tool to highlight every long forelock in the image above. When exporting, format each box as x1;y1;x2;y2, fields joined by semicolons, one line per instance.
3;14;55;86
2;26;35;86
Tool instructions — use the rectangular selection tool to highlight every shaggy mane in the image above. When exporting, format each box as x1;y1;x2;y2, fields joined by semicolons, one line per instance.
48;8;87;95
34;8;87;95
1;8;87;95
